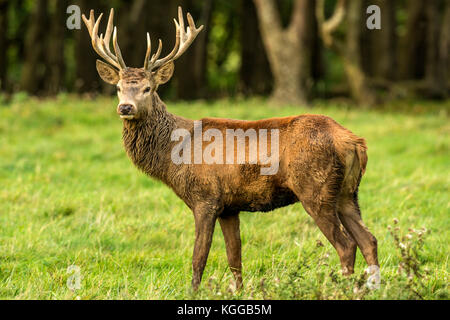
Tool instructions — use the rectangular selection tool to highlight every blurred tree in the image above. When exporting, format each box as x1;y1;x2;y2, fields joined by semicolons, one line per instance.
345;0;378;104
118;0;151;67
0;0;8;91
398;0;426;80
440;1;450;96
201;0;240;97
375;0;397;81
363;0;397;81
20;0;49;94
253;0;315;105
8;0;28;89
175;0;214;100
74;0;105;93
317;0;378;105
424;0;448;98
47;0;68;95
239;0;272;96
1;0;448;101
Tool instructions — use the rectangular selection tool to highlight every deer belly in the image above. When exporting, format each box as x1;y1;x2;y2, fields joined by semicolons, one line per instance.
228;186;298;213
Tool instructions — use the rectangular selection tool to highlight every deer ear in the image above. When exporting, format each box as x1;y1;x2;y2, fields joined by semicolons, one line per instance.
154;61;174;85
96;60;120;85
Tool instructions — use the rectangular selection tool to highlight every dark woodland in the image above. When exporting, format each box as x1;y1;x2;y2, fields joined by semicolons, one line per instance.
0;0;448;105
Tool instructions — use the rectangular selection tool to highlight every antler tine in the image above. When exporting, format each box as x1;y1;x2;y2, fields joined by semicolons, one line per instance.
144;6;203;71
149;20;181;69
100;9;117;62
104;9;114;44
178;6;187;43
82;10;94;38
113;27;127;69
81;8;126;70
171;9;204;61
143;33;151;70
92;13;121;68
150;39;163;66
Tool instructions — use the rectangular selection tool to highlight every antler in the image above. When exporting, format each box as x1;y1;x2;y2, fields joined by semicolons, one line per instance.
82;8;127;70
144;6;204;71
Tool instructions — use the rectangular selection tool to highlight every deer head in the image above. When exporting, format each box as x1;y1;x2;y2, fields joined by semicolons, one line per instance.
82;7;203;120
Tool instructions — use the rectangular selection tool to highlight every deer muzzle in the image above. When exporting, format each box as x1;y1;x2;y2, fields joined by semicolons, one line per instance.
117;103;137;119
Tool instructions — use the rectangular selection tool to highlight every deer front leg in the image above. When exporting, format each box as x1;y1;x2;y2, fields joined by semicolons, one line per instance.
219;214;243;290
192;205;218;291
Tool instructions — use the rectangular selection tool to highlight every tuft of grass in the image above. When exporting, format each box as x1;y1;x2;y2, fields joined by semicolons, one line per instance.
0;94;448;299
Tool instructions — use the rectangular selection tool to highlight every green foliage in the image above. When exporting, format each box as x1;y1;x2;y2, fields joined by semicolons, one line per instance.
206;0;241;96
0;95;448;299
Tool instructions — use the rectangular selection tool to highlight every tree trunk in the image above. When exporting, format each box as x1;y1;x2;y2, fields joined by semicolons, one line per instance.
0;0;8;91
398;0;427;80
310;3;323;85
20;0;49;95
253;0;313;105
294;0;315;99
239;0;272;96
118;0;148;68
425;0;447;98
269;45;305;104
46;0;67;95
371;0;397;80
441;1;450;95
344;0;378;105
9;0;27;91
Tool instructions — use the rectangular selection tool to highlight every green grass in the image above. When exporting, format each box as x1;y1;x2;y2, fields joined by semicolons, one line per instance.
0;94;448;299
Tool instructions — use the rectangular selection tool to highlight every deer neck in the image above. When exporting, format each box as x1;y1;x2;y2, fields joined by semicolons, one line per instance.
121;93;191;182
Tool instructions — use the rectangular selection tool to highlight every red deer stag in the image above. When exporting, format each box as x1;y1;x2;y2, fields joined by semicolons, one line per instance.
82;7;379;291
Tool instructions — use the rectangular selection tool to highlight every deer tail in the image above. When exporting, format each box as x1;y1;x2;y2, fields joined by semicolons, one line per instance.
355;138;368;176
336;134;368;194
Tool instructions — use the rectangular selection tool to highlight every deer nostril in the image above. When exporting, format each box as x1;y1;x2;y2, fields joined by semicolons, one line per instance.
119;104;133;115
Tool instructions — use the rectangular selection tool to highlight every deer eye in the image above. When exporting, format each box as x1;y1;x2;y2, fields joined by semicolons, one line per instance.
116;86;121;92
143;87;151;94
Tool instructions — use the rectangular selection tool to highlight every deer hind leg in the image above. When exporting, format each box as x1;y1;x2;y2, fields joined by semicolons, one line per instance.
337;194;379;267
219;213;243;290
294;183;357;275
336;209;358;274
304;202;358;275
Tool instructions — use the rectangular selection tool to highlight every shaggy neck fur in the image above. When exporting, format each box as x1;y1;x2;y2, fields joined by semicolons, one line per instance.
122;93;182;182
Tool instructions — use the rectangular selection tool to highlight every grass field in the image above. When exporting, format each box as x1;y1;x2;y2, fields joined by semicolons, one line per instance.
0;94;448;299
